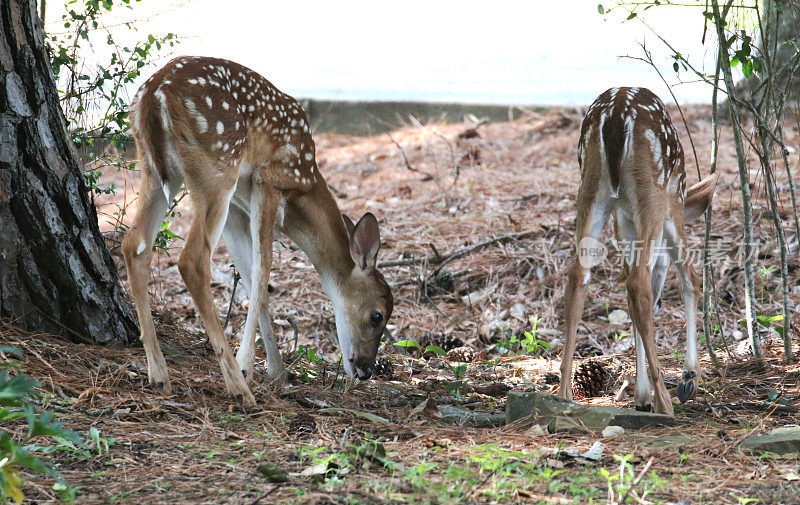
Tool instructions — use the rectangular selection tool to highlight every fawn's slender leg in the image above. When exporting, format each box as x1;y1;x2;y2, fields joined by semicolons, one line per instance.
626;224;674;416
650;237;671;315
641;243;671;409
222;205;285;382
664;219;700;403
617;209;657;410
559;182;612;400
178;183;256;408
122;172;182;393
632;328;652;410
257;303;283;382
233;184;280;383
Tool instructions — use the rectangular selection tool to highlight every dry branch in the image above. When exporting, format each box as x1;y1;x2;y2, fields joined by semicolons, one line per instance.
378;230;538;268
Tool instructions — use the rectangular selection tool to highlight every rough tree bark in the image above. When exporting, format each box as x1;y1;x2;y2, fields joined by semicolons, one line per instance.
0;0;137;343
712;0;762;359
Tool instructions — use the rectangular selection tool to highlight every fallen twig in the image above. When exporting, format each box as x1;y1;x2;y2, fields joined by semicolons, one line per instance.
619;457;655;505
378;230;538;268
386;132;434;180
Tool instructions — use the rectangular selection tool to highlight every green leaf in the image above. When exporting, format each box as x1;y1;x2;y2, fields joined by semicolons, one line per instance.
24;407;82;444
0;347;22;357
597;4;604;14
626;12;637;20
755;314;781;328
423;345;447;356
742;59;754;78
393;340;421;349
0;371;38;406
305;347;322;364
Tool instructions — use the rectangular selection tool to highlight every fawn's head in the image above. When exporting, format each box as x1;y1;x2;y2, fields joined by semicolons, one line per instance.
330;213;393;380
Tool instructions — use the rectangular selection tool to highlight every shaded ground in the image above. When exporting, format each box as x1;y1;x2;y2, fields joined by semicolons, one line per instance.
6;105;800;504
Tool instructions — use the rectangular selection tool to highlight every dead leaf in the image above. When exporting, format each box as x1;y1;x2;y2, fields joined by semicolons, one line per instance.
564;441;605;461
780;467;800;481
421;437;452;449
74;386;103;406
406;397;442;421
298;462;329;478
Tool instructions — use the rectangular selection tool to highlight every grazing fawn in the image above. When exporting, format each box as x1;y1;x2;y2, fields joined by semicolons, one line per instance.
122;56;393;408
558;87;717;415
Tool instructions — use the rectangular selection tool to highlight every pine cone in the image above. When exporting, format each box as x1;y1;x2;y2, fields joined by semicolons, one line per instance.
541;372;560;385
374;355;394;379
573;360;611;398
575;338;603;357
420;332;464;352
447;346;476;362
288;413;317;436
430;267;456;293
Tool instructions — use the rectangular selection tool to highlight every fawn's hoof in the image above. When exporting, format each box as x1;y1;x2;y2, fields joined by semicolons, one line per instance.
231;388;256;410
677;370;697;403
148;379;171;394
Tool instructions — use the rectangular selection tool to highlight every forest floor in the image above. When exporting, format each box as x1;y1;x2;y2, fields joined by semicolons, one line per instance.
6;104;800;504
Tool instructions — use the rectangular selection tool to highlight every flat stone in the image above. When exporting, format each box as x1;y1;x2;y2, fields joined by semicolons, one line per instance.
770;425;800;436
569;405;676;430
438;404;506;427
548;416;589;434
740;426;800;455
506;391;676;430
506;391;578;421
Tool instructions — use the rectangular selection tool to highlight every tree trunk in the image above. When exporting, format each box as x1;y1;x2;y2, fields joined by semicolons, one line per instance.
0;0;137;344
712;0;762;359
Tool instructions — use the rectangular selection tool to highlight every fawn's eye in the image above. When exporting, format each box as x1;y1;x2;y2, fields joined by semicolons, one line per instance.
369;311;383;328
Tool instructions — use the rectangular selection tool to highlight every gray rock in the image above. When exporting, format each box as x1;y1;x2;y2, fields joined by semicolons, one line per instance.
506;391;676;430
602;425;625;437
740;426;800;455
438;404;506;427
506;391;578;421
770;425;800;436
548;416;589;434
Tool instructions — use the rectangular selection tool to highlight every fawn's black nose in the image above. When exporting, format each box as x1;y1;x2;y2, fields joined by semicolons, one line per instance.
354;357;374;380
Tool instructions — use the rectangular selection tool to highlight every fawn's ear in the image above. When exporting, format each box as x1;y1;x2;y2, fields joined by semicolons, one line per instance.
349;213;381;271
341;214;355;238
684;172;718;222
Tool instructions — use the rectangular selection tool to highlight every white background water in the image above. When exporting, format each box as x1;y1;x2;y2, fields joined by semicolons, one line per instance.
47;0;731;106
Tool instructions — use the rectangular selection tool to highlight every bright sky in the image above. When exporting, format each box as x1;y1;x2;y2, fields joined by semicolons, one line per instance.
47;0;725;105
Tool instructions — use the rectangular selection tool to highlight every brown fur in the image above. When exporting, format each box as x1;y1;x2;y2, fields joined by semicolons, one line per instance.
122;56;393;406
561;87;717;416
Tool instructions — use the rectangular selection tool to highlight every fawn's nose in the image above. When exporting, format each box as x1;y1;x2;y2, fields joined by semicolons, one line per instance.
353;357;374;380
